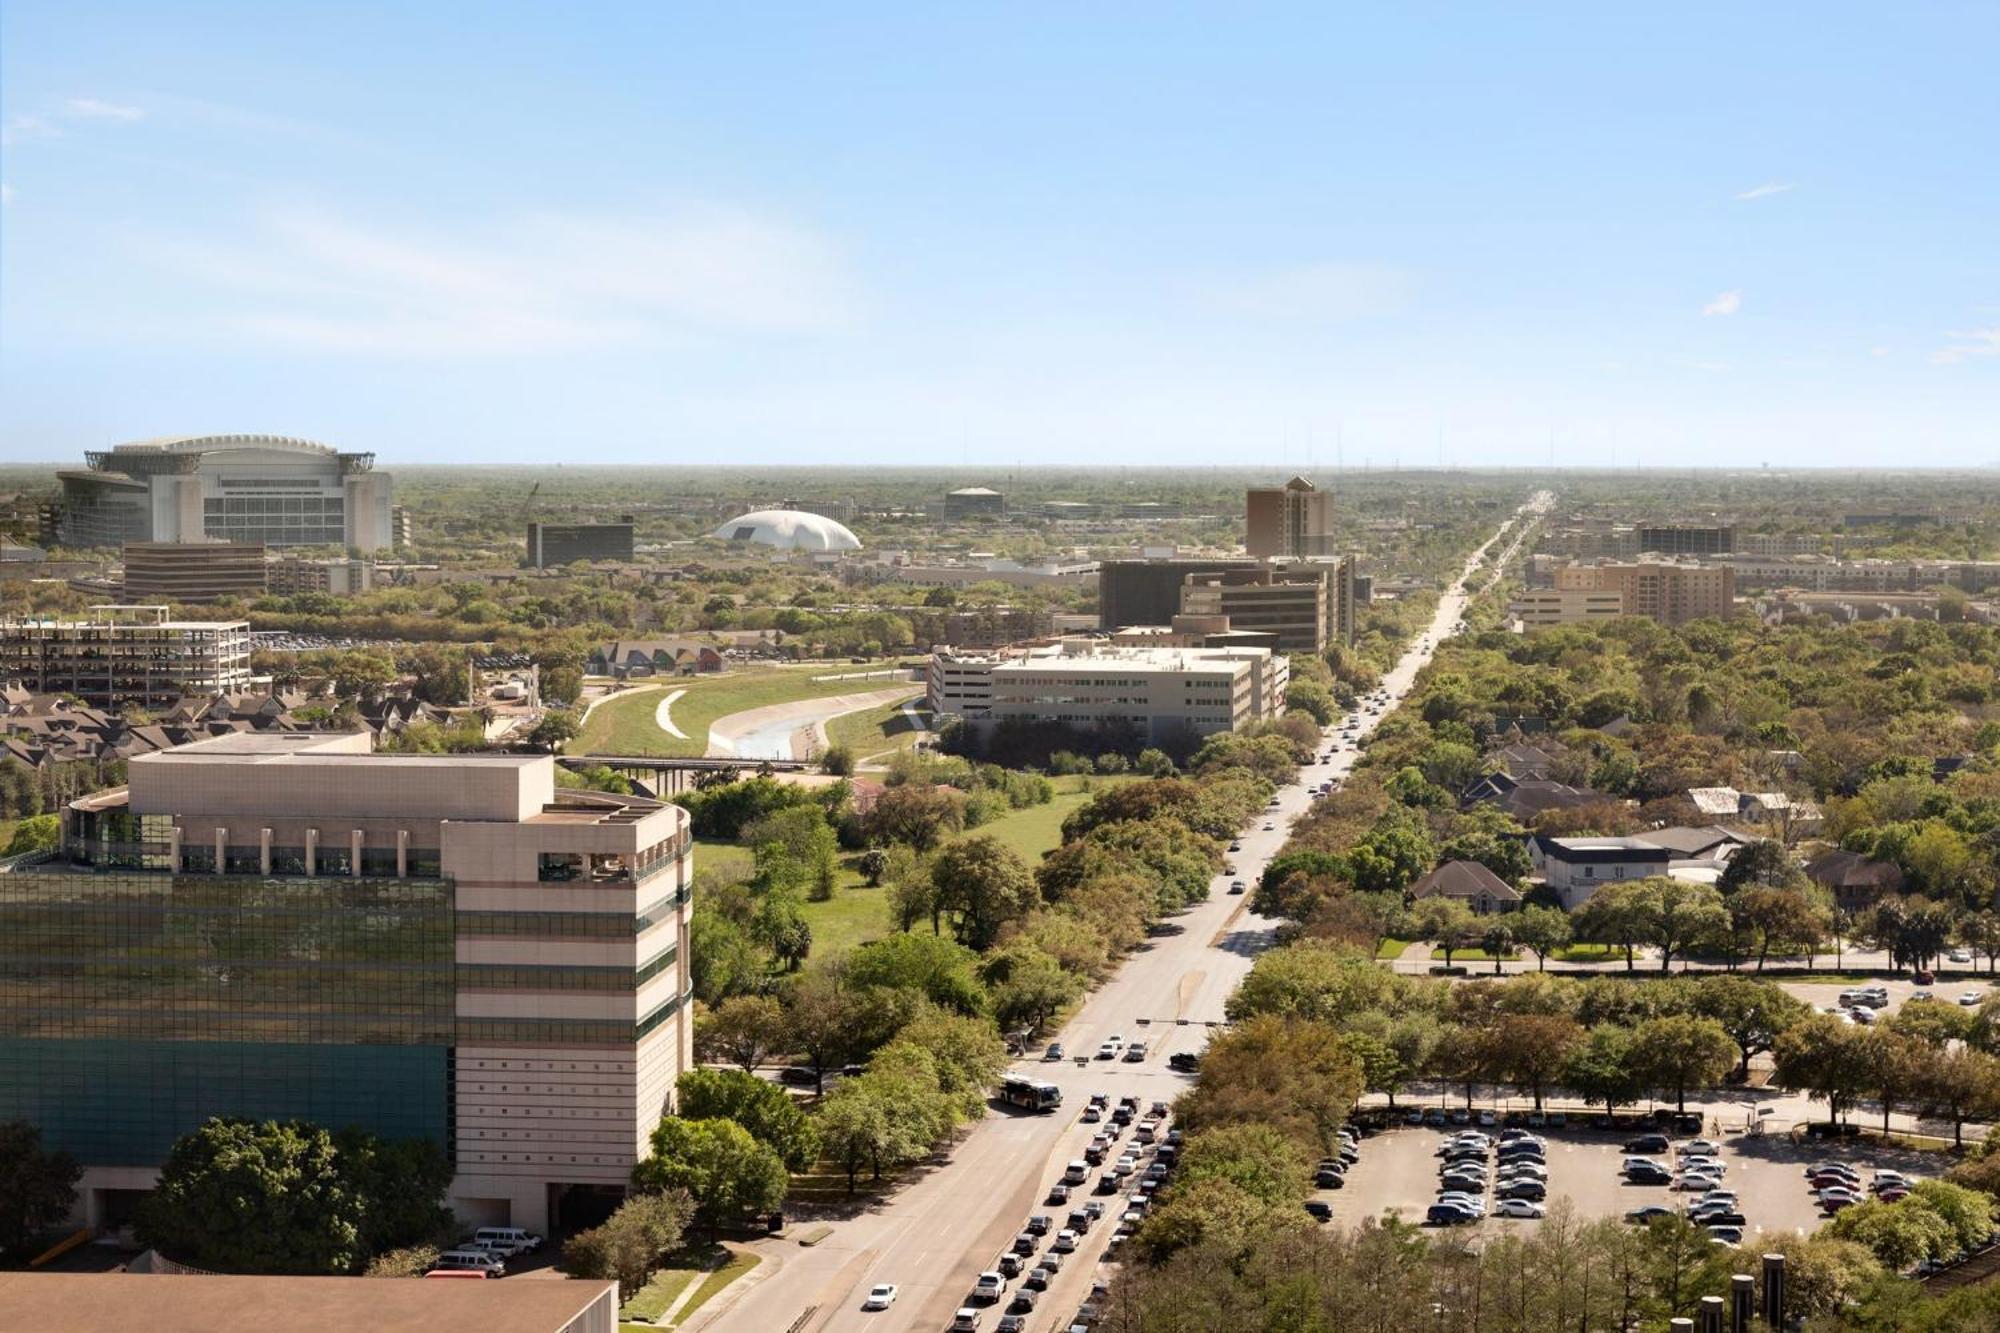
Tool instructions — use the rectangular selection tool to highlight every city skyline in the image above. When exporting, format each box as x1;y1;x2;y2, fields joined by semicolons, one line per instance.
3;4;1996;467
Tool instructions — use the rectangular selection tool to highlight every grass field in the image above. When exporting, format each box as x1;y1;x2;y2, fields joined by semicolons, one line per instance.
1550;942;1622;964
1376;938;1410;959
826;697;932;762
694;774;1122;960
574;668;918;758
670;1250;759;1326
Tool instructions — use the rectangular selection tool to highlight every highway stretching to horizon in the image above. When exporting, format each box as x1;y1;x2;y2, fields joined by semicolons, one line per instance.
699;494;1552;1333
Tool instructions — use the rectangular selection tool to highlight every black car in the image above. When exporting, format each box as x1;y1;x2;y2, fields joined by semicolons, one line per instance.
777;1065;818;1086
1315;1168;1345;1188
1498;1181;1546;1201
1008;1291;1038;1314
1024;1268;1051;1292
998;1317;1028;1333
1691;1208;1747;1227
1026;1214;1052;1235
1626;1164;1673;1185
1303;1200;1333;1222
1623;1134;1671;1154
1168;1052;1200;1073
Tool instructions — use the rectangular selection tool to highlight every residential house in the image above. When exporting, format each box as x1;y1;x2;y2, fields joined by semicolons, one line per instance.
1408;859;1522;915
1805;848;1907;913
587;639;725;678
1529;836;1674;910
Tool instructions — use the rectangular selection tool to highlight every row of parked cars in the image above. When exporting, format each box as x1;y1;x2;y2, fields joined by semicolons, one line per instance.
1426;1128;1550;1225
1809;1160;1921;1212
1620;1136;1746;1244
1303;1122;1367;1222
949;1096;1176;1332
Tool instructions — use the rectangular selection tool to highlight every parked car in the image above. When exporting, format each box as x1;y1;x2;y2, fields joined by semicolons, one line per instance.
1494;1199;1546;1219
1625;1206;1677;1224
1427;1201;1479;1226
1623;1134;1671;1154
1303;1200;1333;1222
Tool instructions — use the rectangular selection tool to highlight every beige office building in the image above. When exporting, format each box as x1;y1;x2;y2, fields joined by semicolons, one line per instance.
1508;587;1628;627
1553;560;1736;626
1246;476;1336;558
4;732;693;1235
1180;563;1335;652
931;639;1286;743
121;542;268;604
0;605;252;706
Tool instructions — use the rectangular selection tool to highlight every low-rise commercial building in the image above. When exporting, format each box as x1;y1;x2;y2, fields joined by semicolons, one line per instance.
1508;587;1627;627
0;731;693;1234
0;605;252;707
268;556;375;595
928;639;1286;743
121;542;267;604
1636;524;1734;557
1180;563;1339;652
527;521;636;568
942;486;1005;519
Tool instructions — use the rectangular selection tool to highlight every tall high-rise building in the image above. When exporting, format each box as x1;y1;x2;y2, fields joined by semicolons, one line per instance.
54;436;393;551
1245;476;1335;558
0;731;693;1234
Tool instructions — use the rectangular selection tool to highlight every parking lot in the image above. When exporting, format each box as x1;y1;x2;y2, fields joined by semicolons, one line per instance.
1321;1117;1944;1242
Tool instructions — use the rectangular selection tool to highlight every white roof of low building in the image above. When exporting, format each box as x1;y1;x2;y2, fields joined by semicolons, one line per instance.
712;509;861;552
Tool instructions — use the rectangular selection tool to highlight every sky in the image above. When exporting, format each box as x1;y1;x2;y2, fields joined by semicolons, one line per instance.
1;3;1996;469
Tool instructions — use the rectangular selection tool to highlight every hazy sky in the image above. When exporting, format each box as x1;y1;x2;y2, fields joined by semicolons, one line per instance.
2;3;1995;468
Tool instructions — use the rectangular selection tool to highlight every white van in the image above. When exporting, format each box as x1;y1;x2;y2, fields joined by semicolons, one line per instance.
436;1249;506;1276
1063;1160;1089;1185
473;1226;541;1256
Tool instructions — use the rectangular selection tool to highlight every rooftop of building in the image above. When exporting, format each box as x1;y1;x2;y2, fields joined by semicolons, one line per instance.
0;1273;615;1333
1;604;250;631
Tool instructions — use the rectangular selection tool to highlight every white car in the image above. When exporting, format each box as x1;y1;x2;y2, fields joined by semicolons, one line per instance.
1961;992;1985;1007
1679;1140;1722;1157
1494;1199;1545;1219
1949;948;1973;963
973;1272;1005;1302
1096;1041;1119;1060
863;1284;899;1311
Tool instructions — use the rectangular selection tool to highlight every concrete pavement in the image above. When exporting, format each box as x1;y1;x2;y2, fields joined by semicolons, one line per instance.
700;495;1547;1333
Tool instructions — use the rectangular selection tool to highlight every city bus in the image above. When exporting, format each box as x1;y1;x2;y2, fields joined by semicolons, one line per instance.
999;1075;1063;1112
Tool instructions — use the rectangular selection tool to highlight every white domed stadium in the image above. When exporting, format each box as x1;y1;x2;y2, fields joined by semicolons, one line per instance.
712;508;861;552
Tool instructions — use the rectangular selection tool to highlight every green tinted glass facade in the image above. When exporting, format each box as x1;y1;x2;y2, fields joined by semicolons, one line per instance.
0;870;453;1163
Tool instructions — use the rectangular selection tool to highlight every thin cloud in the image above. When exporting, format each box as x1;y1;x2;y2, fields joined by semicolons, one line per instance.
1931;328;2000;365
1735;182;1796;201
1702;290;1743;317
132;204;864;355
0;183;13;206
65;97;145;122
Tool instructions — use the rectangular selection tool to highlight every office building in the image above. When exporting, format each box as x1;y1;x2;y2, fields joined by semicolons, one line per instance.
1738;531;1822;557
943;487;1005;520
0;731;693;1234
268;556;376;596
1097;557;1258;630
0;606;252;707
1508;587;1628;627
1553;560;1736;626
1179;563;1336;652
928;639;1286;743
121;542;267;604
54;436;394;551
526;521;637;569
1636;524;1734;557
1245;476;1335;558
390;505;414;551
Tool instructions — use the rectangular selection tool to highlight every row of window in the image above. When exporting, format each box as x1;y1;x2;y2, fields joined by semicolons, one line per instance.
456;895;685;940
458;990;686;1046
454;945;677;993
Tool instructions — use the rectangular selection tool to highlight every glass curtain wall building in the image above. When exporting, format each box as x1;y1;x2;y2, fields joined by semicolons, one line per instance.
0;732;693;1234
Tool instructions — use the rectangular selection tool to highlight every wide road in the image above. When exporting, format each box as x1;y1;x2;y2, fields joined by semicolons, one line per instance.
701;494;1549;1333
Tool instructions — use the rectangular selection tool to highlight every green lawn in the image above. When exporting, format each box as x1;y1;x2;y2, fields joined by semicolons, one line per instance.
827;697;932;761
619;1264;702;1323
574;667;920;758
671;1251;760;1326
1376;938;1410;959
1550;943;1622;963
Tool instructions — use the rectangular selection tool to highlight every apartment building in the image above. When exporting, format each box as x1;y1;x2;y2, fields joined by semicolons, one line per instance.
1508;587;1628;627
1738;531;1823;557
268;555;375;596
1245;476;1336;558
120;542;267;604
928;639;1286;742
0;731;693;1235
0;605;252;707
1553;560;1736;625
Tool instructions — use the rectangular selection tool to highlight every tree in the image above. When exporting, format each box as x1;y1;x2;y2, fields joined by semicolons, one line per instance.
1575;880;1651;972
1773;1014;1879;1126
814;1082;896;1191
136;1118;367;1273
1717;838;1799;896
862;783;966;852
561;1190;696;1299
846;932;988;1015
1918;1047;2000;1147
1634;878;1730;973
1480;922;1515;975
332;1128;453;1257
697;994;785;1072
1413;897;1477;969
781;967;871;1094
857;848;889;887
1823;1198;1959;1270
1512;905;1573;971
632;1118;787;1232
525;709;578;752
1176;1016;1365;1157
1691;975;1811;1079
0;1121;80;1259
984;944;1083;1032
753;888;812;970
820;744;855;776
1172;1123;1311;1206
1564;1024;1646;1115
1866;1028;1930;1136
3;814;58;857
1628;1015;1735;1113
929;835;1037;950
675;1069;820;1171
1484;1012;1584;1109
1730;886;1828;970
